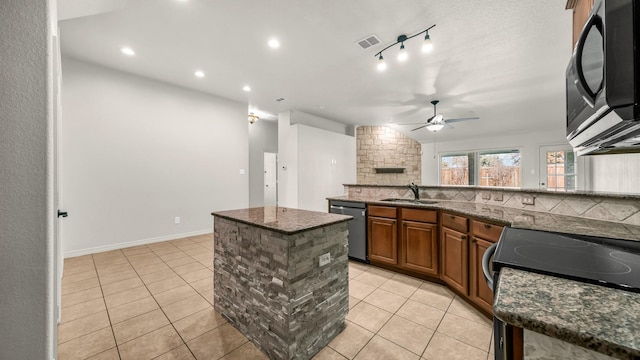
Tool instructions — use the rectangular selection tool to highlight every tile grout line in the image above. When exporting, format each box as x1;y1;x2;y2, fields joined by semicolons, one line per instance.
92;251;123;360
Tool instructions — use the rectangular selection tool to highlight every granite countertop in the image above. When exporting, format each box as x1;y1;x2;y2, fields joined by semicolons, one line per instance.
494;267;640;359
328;195;640;241
211;206;351;235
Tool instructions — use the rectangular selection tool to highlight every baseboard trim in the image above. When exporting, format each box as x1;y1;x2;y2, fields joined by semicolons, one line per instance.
64;229;212;258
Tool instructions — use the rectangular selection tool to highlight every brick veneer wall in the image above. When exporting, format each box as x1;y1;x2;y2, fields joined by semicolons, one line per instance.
356;126;421;185
213;218;349;360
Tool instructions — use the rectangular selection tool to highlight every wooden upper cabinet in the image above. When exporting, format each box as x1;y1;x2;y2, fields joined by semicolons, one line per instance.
401;220;438;276
440;227;468;295
567;0;595;46
368;216;398;265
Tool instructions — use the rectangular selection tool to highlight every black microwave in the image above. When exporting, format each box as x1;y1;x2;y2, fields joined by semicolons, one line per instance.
566;0;640;156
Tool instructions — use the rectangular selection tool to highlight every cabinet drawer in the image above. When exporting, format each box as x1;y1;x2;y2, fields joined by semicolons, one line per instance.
471;220;503;242
442;212;468;233
401;208;437;223
368;205;397;219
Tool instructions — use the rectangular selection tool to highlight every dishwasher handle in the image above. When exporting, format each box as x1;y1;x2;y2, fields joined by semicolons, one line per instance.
482;242;498;292
330;205;345;211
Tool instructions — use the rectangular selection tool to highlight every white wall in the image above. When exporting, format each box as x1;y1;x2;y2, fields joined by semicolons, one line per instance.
248;119;278;207
0;0;56;358
298;125;357;212
277;111;299;208
61;58;249;256
421;129;569;188
586;154;640;194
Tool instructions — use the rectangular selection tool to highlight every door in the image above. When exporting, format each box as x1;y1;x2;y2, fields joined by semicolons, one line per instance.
367;216;398;265
470;237;494;314
401;220;438;276
264;152;277;206
539;145;577;191
440;227;468;295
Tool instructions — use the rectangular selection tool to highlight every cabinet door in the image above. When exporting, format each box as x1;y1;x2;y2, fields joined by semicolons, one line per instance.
440;227;468;295
367;216;398;265
470;237;495;314
401;220;438;276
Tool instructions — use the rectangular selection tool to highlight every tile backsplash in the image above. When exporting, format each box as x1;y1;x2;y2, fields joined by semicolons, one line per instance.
345;185;640;226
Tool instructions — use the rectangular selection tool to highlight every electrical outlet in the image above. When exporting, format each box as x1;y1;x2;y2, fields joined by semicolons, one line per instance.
481;192;491;200
493;193;503;201
521;195;535;205
175;217;180;224
319;252;331;267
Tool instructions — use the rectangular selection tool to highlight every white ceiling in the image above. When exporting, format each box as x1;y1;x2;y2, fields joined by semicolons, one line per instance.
59;0;572;143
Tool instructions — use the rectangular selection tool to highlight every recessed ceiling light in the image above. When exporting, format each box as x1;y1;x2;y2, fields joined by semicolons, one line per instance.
194;70;205;78
121;47;135;56
243;85;251;92
268;38;280;49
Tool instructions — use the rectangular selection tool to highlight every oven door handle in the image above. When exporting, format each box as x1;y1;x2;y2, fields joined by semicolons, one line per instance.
482;243;498;292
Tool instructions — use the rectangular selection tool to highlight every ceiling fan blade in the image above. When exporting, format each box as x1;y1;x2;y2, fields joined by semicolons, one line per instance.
443;123;454;129
394;122;427;126
444;116;480;123
411;125;428;131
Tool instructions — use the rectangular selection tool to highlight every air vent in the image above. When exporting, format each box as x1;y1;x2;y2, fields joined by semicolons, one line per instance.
275;97;286;102
356;34;381;50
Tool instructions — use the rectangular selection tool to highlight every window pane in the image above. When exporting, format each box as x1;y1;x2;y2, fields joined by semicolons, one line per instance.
479;150;521;187
441;154;469;185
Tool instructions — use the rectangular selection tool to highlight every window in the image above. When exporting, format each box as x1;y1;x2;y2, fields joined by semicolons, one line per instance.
441;150;521;187
545;150;576;191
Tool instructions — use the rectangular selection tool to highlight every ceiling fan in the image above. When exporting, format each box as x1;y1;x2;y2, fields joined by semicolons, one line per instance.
408;100;479;132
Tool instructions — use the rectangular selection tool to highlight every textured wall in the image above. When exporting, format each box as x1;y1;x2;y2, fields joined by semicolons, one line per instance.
0;0;55;358
357;126;421;185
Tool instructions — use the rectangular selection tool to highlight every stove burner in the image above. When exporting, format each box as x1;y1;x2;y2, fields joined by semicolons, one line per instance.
514;232;591;248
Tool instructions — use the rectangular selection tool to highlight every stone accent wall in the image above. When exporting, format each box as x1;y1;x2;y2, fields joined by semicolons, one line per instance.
345;185;640;226
356;126;421;185
213;218;349;360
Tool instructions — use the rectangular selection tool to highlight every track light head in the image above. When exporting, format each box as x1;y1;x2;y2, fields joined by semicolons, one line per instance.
422;32;433;53
397;43;408;62
377;54;387;71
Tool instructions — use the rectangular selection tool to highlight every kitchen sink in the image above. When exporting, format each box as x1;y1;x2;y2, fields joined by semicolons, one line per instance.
380;198;439;205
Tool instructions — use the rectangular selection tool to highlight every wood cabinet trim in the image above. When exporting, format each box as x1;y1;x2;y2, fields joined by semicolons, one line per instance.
368;205;397;218
401;220;439;276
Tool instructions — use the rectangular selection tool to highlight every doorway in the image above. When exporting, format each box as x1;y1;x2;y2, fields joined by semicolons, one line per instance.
264;152;277;206
539;145;577;191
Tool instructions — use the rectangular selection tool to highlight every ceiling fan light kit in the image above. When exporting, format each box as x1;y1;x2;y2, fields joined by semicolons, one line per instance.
409;100;480;132
375;24;435;71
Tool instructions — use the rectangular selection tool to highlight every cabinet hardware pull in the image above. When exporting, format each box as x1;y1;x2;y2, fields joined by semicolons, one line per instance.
484;224;491;229
461;235;467;240
472;239;476;243
450;215;455;220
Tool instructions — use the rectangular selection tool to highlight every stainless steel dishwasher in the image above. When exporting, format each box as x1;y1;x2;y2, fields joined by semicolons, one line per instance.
329;200;367;263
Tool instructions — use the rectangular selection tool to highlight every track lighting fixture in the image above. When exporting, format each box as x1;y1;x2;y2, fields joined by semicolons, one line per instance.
375;24;435;71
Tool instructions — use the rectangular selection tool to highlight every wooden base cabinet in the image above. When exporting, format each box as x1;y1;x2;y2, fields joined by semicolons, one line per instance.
440;227;468;295
470;237;495;314
469;219;503;314
368;206;398;265
401;220;438;276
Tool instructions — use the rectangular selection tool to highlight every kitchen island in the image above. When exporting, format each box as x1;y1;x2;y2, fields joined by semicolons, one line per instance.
211;206;351;360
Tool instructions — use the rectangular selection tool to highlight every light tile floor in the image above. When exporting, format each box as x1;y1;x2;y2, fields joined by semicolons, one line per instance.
58;234;494;360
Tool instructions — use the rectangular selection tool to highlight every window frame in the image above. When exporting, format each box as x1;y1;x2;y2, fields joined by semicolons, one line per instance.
439;147;523;188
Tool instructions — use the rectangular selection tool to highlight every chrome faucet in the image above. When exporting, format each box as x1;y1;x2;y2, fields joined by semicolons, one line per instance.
408;182;420;200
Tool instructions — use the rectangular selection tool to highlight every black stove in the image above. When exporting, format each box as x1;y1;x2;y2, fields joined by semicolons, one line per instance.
493;227;640;293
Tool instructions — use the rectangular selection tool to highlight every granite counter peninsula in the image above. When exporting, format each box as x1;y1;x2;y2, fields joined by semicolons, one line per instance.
211;206;352;360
